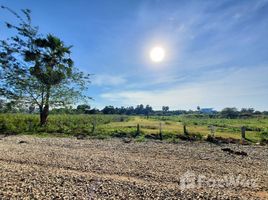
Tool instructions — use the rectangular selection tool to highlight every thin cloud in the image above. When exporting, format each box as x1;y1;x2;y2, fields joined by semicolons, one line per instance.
92;74;127;86
100;66;268;111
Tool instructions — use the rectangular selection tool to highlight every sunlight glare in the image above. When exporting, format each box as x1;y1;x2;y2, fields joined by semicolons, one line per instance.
150;46;165;62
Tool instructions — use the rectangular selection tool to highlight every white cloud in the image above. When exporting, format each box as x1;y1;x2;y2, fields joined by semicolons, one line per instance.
100;86;204;109
92;74;126;86
100;66;268;110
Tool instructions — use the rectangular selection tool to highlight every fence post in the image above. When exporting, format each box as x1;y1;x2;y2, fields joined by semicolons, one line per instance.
91;120;96;134
136;124;140;137
159;122;163;140
209;125;216;137
241;126;246;140
183;124;188;135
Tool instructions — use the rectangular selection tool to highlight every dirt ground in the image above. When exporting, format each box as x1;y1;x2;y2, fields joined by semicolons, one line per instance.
0;135;267;199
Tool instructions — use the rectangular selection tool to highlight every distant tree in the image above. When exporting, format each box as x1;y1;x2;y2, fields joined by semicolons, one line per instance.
220;107;239;119
162;106;169;113
0;7;90;125
197;106;200;112
76;104;91;114
0;99;4;112
118;106;126;115
102;106;115;114
28;105;35;113
173;110;187;115
4;101;16;113
262;111;268;115
135;104;144;115
144;105;153;117
240;108;254;118
240;108;254;113
254;110;262;115
50;107;74;114
87;108;99;114
125;106;134;115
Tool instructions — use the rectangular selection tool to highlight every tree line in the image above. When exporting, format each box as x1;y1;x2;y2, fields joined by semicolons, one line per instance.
65;106;268;118
1;100;266;119
63;105;268;118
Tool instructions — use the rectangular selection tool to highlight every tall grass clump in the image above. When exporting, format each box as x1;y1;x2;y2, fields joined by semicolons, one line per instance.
0;114;128;135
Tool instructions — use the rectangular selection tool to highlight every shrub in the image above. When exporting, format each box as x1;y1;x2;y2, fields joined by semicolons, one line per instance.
178;133;202;141
166;136;180;143
135;135;146;142
260;138;268;145
261;128;268;136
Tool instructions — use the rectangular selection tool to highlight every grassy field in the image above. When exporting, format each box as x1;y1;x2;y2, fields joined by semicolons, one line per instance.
0;114;268;143
101;115;268;142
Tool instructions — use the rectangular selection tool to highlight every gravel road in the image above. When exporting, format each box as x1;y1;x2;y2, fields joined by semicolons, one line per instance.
0;135;267;199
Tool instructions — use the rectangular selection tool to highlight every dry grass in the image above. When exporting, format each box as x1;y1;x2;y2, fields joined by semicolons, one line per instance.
102;116;265;142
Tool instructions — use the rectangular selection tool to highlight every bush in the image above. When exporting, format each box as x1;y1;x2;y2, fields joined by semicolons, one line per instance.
178;133;203;141
166;136;180;143
135;135;146;142
260;138;268;145
261;128;268;136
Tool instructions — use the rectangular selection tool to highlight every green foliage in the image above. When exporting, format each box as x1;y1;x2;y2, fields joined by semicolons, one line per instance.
166;136;180;144
220;107;239;119
261;128;268;136
260;138;268;145
76;104;91;114
0;7;90;125
0;114;127;135
135;135;147;142
0;114;267;143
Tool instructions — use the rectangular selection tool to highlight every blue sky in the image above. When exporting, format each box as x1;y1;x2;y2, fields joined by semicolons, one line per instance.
1;0;268;110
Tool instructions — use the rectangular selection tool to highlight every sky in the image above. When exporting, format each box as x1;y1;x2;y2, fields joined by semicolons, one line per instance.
1;0;268;111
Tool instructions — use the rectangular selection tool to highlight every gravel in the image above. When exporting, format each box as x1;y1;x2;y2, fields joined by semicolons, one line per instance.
0;135;267;199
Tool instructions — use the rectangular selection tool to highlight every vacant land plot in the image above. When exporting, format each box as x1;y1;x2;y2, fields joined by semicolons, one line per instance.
1;114;268;143
0;135;267;199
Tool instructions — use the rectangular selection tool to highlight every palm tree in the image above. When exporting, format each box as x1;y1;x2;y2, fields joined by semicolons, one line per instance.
25;35;75;125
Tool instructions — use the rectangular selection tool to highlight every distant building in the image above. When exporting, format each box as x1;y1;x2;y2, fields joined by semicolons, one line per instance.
200;108;215;114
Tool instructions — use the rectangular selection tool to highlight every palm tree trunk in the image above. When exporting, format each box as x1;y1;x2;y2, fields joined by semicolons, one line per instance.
39;86;50;126
40;104;49;125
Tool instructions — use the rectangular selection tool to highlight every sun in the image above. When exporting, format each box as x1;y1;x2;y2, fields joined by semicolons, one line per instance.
150;46;165;62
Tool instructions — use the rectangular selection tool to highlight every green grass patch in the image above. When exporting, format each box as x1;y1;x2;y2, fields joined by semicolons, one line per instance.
0;114;267;143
